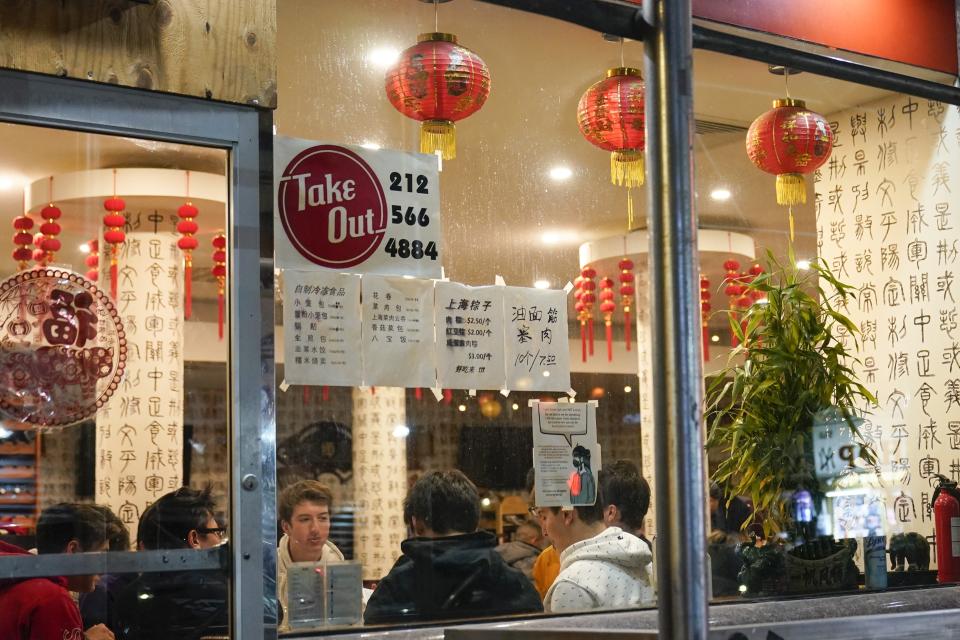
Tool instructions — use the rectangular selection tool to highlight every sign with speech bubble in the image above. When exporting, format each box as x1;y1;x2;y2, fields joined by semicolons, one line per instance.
532;401;601;508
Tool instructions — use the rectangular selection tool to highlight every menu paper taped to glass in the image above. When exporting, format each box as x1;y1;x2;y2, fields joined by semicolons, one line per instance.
532;401;600;508
282;270;361;386
434;282;506;390
503;286;570;392
274;136;442;279
361;275;436;388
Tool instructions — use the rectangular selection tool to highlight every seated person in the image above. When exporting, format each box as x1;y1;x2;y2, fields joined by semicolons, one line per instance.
541;497;654;613
277;480;344;629
599;460;652;552
79;505;132;635
0;503;114;640
364;470;543;624
115;486;228;640
495;520;545;579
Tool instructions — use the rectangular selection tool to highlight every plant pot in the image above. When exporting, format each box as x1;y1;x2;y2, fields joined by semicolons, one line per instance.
738;538;859;596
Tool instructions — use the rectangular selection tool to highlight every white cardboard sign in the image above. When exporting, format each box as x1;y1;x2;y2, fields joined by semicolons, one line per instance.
503;286;570;392
361;275;436;388
434;282;506;390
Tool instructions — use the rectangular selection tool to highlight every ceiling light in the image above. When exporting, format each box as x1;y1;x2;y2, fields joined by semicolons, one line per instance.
360;141;381;150
511;403;519;411
711;334;720;343
367;47;400;68
540;230;577;245
533;279;550;289
710;188;731;201
542;371;551;377
78;243;91;254
0;176;17;190
624;385;632;393
392;424;410;439
481;497;492;507
458;404;467;412
796;259;811;270
548;166;573;181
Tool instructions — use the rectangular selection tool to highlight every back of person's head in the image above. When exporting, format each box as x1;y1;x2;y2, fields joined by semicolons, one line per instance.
599;459;650;530
138;485;216;550
37;503;109;554
515;520;542;544
90;503;131;551
278;480;334;524
404;470;480;535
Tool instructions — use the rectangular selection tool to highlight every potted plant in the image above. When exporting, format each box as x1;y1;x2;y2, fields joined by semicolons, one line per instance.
705;248;877;595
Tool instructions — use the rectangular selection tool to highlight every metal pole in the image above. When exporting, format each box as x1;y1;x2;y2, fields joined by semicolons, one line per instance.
643;1;709;639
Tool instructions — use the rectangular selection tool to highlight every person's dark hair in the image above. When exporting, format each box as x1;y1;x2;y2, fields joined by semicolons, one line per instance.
36;503;109;555
278;480;334;524
138;485;216;550
90;503;131;551
548;500;604;524
404;470;480;535
572;445;591;466
599;460;650;530
525;467;536;494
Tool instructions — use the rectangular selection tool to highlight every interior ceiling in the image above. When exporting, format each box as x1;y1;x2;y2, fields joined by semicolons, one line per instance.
0;0;899;331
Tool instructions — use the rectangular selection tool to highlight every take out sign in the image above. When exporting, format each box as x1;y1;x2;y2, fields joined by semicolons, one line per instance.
274;136;442;279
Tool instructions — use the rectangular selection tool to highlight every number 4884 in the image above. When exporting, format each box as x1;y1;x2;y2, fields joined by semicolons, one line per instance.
384;238;438;260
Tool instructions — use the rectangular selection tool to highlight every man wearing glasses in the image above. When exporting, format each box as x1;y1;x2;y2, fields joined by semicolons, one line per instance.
114;486;229;640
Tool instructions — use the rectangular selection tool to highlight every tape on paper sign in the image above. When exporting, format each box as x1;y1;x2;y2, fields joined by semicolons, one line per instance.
431;387;444;402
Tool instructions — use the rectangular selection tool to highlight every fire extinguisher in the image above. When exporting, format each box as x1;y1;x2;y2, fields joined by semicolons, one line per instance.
932;474;960;583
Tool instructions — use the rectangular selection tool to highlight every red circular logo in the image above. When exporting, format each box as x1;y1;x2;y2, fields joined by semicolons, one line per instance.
278;145;387;269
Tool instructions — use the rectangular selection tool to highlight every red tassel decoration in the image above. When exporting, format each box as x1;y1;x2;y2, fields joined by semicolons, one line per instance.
599;277;616;362
580;267;597;357
177;191;200;319
618;259;634;351
322;386;330;402
443;389;453;405
700;274;711;362
85;239;99;282
414;387;423;400
212;233;227;341
12;213;34;271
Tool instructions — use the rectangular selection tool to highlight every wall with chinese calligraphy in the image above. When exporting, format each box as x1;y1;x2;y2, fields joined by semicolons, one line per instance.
816;93;960;551
95;232;184;530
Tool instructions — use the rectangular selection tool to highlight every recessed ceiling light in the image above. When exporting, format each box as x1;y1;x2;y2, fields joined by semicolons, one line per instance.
511;403;519;411
458;404;467;412
78;243;91;254
367;47;400;68
0;176;14;190
796;259;811;270
710;188;731;201
534;279;550;289
540;230;577;245
711;334;720;343
548;166;573;181
481;497;492;507
392;424;410;438
360;141;381;150
624;385;632;393
542;371;551;377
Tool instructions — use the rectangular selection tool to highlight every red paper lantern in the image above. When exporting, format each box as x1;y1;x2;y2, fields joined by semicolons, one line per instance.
12;214;34;271
599;277;616;362
177;200;200;319
618;258;635;351
212;233;227;340
578;67;646;188
385;32;490;161
580;267;597;358
37;204;62;265
103;195;126;300
746;98;833;237
85;239;99;283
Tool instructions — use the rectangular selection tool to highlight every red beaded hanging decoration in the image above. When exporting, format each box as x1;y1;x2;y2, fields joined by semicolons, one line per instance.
618;258;635;351
700;274;711;362
573;276;588;362
385;32;491;160
747;262;765;302
722;258;743;347
599;276;616;362
85;239;99;283
37;178;62;266
12;210;34;271
212;232;227;340
31;231;45;265
746;98;833;240
177;172;200;320
580;267;597;358
103;170;126;300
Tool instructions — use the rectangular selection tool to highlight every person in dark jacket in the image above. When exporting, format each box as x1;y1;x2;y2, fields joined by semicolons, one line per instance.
114;486;229;640
364;470;543;625
0;503;114;640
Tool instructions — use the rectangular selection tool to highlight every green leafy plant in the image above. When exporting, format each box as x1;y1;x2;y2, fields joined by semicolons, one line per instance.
705;247;877;538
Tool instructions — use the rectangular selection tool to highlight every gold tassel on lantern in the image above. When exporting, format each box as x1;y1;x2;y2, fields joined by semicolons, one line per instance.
612;149;645;188
776;173;806;206
421;120;456;160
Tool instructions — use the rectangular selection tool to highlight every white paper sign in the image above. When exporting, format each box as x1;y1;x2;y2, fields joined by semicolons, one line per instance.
532;401;601;508
274;136;442;278
361;275;436;388
503;287;570;392
434;282;506;390
282;270;361;386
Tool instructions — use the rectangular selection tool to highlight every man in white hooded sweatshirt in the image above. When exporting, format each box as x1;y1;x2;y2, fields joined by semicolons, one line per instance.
539;492;654;613
277;480;344;629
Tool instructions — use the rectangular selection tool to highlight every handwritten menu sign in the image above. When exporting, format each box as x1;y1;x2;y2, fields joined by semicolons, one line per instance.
282;271;361;387
274;137;442;279
361;275;435;388
816;94;960;553
96;232;184;530
434;282;505;390
503;286;570;392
